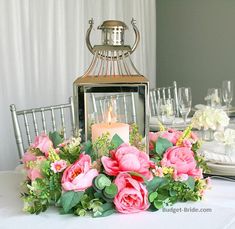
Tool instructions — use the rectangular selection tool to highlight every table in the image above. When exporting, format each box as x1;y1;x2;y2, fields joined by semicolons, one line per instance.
0;171;235;229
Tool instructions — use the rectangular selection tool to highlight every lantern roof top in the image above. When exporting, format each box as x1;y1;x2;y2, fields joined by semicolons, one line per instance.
98;20;128;30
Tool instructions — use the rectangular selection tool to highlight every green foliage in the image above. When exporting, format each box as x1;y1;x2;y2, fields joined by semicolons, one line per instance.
155;137;173;156
93;203;116;218
92;133;112;160
103;184;118;199
183;176;195;190
61;191;84;213
93;174;112;191
147;175;204;211
93;174;118;201
110;134;124;149
146;176;169;193
59;141;81;164
129;123;145;150
83;140;92;155
194;152;209;173
49;131;64;148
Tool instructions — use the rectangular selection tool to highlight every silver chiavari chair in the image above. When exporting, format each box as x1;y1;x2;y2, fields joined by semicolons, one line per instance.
10;97;76;159
91;92;137;124
150;81;179;117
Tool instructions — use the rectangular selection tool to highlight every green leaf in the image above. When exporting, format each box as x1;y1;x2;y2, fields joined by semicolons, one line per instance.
61;191;84;213
94;174;111;190
49;131;63;148
155;137;173;156
111;134;124;149
93;203;116;218
103;183;118;199
169;189;177;197
149;192;158;203
83;140;92;155
153;200;163;209
183;176;195;190
146;176;167;193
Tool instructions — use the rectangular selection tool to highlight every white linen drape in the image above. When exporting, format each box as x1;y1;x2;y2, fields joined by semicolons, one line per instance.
0;0;156;170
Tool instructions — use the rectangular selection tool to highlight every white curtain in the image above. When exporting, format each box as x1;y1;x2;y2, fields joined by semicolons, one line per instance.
0;0;156;170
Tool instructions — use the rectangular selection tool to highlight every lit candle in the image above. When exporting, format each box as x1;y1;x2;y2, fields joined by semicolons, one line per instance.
91;105;129;143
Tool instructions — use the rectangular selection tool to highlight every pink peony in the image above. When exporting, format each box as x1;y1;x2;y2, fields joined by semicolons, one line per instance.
31;133;53;156
149;132;160;151
26;156;46;181
51;160;67;173
149;132;159;143
101;144;153;180
114;173;149;213
22;151;37;168
161;146;202;180
61;154;98;192
27;168;43;181
161;129;182;145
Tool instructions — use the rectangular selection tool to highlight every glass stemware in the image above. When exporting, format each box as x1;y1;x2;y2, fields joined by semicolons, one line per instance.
222;80;233;112
178;87;192;125
205;88;222;108
157;98;175;125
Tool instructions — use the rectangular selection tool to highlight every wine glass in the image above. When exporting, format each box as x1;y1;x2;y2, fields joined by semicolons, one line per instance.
178;87;192;125
205;88;222;108
222;80;233;112
157;98;175;125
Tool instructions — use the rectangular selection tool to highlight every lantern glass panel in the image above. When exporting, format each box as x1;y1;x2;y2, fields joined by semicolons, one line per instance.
75;83;148;151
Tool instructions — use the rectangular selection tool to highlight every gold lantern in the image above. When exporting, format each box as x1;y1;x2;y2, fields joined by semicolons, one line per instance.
73;18;149;152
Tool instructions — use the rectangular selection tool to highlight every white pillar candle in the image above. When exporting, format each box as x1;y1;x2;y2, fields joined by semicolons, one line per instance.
91;123;129;143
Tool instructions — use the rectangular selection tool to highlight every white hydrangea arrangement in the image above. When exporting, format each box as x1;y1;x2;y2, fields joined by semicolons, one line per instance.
191;107;229;131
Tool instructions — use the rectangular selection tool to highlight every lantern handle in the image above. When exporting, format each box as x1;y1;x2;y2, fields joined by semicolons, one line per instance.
86;18;96;56
129;18;140;55
86;18;140;58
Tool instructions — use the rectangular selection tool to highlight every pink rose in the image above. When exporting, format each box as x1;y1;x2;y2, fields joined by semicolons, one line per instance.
161;129;183;145
161;146;202;179
22;151;37;168
114;173;149;213
149;132;160;151
149;132;159;143
61;154;98;192
31;133;53;156
27;168;43;181
101;144;153;180
26;156;46;181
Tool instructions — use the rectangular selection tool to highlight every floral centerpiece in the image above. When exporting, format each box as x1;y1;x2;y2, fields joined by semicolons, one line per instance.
21;125;210;216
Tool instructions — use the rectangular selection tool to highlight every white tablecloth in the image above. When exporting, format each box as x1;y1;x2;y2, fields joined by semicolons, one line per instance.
0;171;235;229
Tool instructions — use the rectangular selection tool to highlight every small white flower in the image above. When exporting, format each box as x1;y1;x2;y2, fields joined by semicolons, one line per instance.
191;107;229;130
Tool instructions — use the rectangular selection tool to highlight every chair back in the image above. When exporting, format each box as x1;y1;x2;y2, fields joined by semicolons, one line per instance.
150;81;179;117
10;97;76;159
91;92;137;124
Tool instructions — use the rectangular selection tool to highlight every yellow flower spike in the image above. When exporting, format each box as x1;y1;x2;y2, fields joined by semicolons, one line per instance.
158;120;165;131
176;124;193;146
47;147;60;162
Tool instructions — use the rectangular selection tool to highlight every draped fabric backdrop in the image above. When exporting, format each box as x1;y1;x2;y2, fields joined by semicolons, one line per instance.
0;0;156;170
